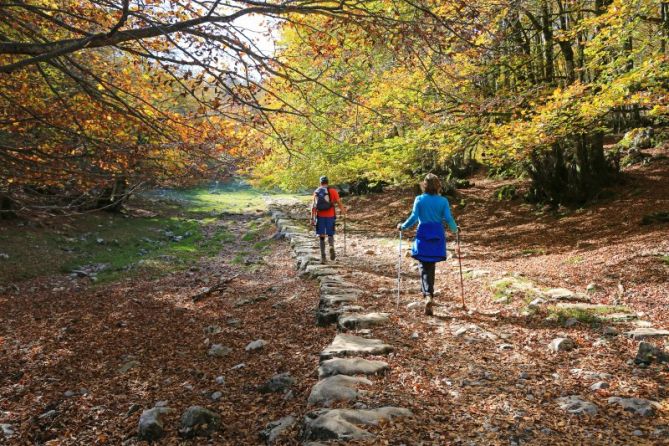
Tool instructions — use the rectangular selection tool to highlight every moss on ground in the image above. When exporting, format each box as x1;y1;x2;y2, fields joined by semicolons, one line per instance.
0;184;302;285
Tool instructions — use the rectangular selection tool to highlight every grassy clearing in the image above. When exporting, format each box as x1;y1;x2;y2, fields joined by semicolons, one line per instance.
0;183;301;285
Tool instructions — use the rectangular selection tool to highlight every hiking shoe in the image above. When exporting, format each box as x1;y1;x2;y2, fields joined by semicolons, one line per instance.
424;301;434;316
320;255;327;264
329;247;336;261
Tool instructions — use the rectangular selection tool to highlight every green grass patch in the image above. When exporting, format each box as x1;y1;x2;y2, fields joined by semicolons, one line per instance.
564;255;584;265
660;255;669;266
547;304;632;324
0;183;303;285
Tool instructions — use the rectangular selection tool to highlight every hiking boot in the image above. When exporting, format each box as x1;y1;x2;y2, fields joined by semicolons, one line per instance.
320;255;327;264
329;247;336;261
424;294;434;316
424;301;434;316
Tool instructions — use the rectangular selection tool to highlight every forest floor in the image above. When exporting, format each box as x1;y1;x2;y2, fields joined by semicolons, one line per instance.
1;146;668;445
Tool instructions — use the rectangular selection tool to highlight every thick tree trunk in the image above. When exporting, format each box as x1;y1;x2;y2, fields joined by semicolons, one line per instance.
526;134;615;206
97;177;128;212
0;193;15;219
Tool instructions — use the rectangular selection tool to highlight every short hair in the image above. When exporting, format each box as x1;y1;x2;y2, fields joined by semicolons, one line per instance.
421;173;441;195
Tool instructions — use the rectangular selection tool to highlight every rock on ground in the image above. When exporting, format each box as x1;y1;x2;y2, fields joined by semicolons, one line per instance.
1;424;15;438
138;407;171;442
635;342;669;365
549;337;576;353
624;328;669;340
320;334;393;360
556;396;598;415
260;415;296;444
318;358;389;378
608;397;659;417
338;312;390;330
245;339;267;351
179;406;221;438
208;344;232;357
302;407;413;442
260;372;295;393
308;375;372;406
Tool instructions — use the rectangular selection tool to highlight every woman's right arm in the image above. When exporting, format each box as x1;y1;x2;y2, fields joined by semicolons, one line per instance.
400;197;420;230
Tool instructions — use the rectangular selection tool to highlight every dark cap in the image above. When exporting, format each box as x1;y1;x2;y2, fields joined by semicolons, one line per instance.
319;176;329;184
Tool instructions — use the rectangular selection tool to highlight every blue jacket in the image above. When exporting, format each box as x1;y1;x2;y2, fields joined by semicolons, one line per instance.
401;193;458;263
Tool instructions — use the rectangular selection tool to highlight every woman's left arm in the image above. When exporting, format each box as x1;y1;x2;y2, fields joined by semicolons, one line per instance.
442;198;458;233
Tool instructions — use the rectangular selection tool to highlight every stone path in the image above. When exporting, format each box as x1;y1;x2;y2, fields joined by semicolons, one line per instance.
268;200;668;443
269;205;412;443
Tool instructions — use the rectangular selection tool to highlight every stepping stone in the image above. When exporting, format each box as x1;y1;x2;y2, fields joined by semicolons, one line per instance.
555;395;598;415
317;305;364;326
308;375;372;405
318;358;389;378
608;397;659;417
624;328;669;340
320;292;360;306
320;334;393;360
302;264;339;278
338;312;390;330
302;407;413;442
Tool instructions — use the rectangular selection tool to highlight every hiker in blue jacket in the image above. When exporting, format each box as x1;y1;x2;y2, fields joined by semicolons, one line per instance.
398;173;458;315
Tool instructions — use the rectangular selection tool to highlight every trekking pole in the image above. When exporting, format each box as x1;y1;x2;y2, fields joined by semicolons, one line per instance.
456;229;466;310
343;214;347;257
397;230;402;309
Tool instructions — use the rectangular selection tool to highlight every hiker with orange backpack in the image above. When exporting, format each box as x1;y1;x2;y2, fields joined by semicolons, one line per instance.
311;176;346;263
397;173;458;315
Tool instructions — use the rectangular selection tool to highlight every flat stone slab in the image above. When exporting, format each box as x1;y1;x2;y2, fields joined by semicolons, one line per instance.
320;292;359;307
308;375;372;406
318;358;389;378
302;407;412;442
317;305;364;326
338;312;390;330
302;264;340;278
608;397;659;417
600;313;639;322
624;328;669;340
556;395;598;415
542;288;590;302
320;334;393;360
543;288;575;299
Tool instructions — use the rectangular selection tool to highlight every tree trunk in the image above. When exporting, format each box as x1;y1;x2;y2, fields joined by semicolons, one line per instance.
556;0;575;83
541;1;554;83
97;177;128;212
